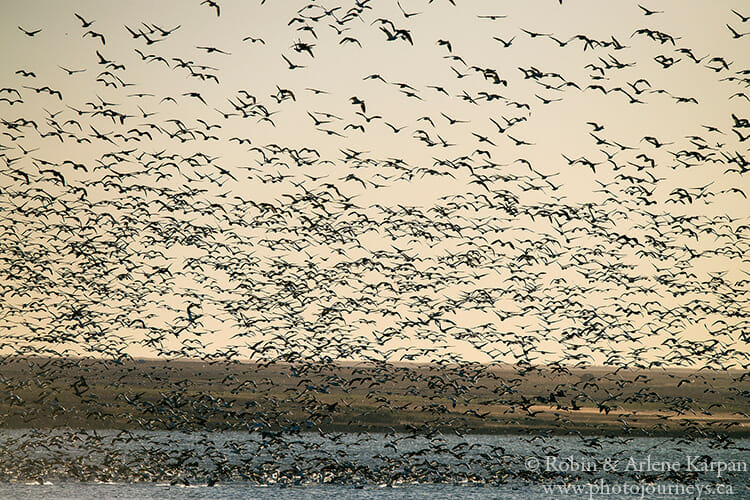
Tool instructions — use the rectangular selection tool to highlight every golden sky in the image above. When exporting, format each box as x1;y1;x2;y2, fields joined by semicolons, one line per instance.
1;0;748;368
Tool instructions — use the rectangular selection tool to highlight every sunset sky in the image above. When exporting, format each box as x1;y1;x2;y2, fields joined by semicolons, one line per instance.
1;0;748;367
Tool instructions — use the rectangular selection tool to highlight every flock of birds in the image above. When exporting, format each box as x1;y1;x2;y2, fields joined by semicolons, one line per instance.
1;0;749;487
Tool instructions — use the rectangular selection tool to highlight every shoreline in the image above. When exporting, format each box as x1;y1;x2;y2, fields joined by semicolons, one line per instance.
2;356;748;438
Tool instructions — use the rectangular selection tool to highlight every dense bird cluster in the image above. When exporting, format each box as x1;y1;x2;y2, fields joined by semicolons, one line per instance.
1;0;749;487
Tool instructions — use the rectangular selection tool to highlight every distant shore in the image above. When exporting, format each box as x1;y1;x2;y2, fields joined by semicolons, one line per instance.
1;356;748;437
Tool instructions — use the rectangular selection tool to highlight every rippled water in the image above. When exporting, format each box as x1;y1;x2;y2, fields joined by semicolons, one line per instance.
1;431;749;499
3;480;750;500
0;483;538;500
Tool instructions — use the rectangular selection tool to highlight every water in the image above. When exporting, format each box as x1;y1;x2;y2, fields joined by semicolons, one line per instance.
0;483;542;500
3;479;748;500
1;430;748;499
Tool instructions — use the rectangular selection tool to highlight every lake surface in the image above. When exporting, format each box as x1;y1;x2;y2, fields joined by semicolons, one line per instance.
1;430;748;499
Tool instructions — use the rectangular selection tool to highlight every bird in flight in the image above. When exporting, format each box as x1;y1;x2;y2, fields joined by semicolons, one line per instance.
493;36;515;47
243;36;265;44
726;24;749;38
18;26;42;36
638;4;663;15
196;45;230;55
59;66;86;75
201;0;220;16
74;13;94;27
282;54;305;70
731;9;749;22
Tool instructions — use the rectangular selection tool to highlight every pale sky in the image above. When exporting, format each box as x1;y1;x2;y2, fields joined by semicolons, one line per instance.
1;0;748;367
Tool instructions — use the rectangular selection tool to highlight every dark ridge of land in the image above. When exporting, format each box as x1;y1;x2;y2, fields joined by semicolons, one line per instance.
1;356;749;437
